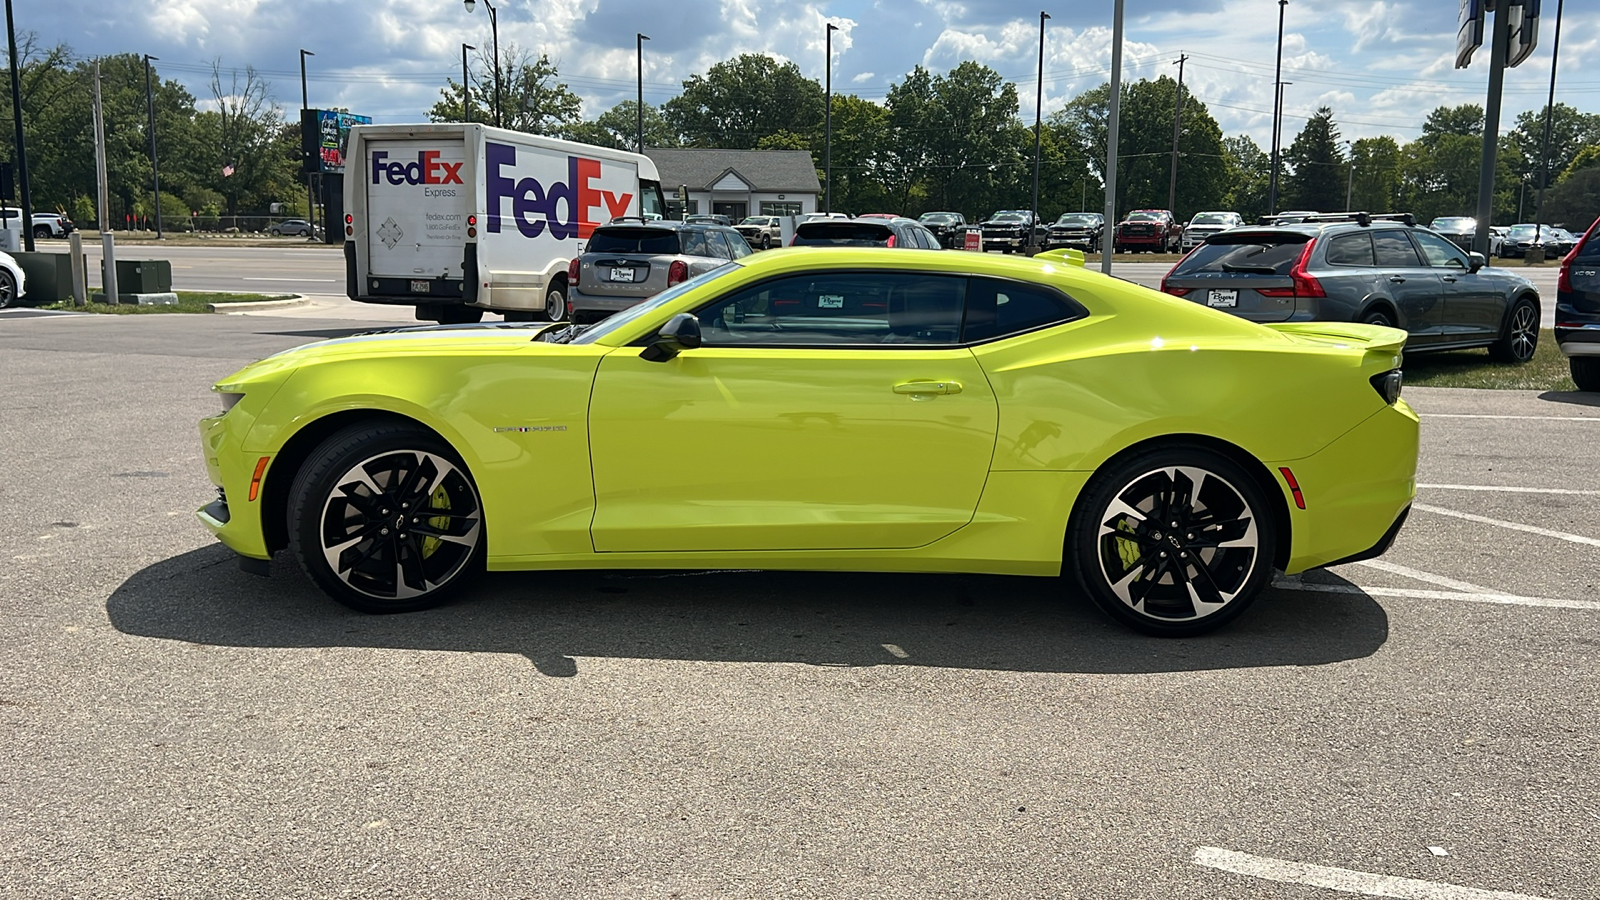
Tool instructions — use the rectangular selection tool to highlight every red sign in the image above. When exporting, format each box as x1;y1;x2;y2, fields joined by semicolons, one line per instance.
963;227;982;252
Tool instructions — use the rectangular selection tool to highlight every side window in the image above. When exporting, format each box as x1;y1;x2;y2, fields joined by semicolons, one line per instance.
918;226;940;249
681;230;712;258
1326;233;1375;267
1373;231;1422;267
1412;231;1469;268
963;277;1084;342
694;272;964;347
723;230;752;258
703;230;732;259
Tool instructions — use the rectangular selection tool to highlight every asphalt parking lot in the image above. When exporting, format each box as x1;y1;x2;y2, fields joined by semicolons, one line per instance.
2;306;1597;899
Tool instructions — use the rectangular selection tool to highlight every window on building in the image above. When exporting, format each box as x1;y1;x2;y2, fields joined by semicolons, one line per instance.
665;200;700;220
759;201;803;217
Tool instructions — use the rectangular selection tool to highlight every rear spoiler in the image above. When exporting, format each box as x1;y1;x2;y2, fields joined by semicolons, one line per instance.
1264;321;1406;366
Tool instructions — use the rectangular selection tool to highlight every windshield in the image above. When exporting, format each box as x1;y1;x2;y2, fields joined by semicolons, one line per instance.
570;263;742;345
1507;225;1537;237
921;213;959;223
738;217;768;225
1055;214;1096;225
1127;212;1162;222
991;214;1025;223
1191;214;1232;226
1432;217;1475;230
1170;233;1311;276
586;228;681;255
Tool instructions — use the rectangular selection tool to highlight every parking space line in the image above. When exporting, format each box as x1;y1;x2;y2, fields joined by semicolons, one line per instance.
1351;559;1495;594
1423;414;1600;422
1419;484;1600;496
1192;846;1552;900
1414;503;1600;549
1273;579;1600;611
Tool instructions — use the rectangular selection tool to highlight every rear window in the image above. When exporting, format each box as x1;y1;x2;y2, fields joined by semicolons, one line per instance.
1576;221;1600;262
587;227;681;255
1170;233;1309;276
792;222;893;246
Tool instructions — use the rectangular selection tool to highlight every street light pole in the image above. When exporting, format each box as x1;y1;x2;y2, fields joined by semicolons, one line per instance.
5;0;35;252
1267;0;1288;215
1030;11;1049;253
300;49;315;234
825;22;838;215
1345;140;1355;211
1101;0;1124;276
144;54;162;238
462;43;474;122
636;33;649;154
1535;0;1565;224
463;0;501;127
1167;52;1187;216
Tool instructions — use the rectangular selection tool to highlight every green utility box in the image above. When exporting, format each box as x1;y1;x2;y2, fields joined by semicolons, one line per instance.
100;258;173;293
11;251;82;304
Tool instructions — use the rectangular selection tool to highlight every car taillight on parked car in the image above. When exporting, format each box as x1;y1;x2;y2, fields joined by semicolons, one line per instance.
568;257;580;288
1159;245;1201;296
667;260;688;286
885;235;897;248
1257;239;1325;298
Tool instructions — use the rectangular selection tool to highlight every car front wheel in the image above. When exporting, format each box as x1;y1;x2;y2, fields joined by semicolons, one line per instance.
1068;445;1276;636
760;234;771;250
288;423;485;613
1488;297;1538;363
0;268;16;307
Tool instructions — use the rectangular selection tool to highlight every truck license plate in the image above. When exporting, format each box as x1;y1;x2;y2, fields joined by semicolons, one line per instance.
1207;289;1237;308
410;280;431;293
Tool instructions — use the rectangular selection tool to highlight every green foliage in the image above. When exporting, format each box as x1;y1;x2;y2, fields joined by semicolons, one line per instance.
1283;107;1346;212
664;54;824;150
427;46;581;135
1222;135;1270;220
556;101;678;151
1541;168;1600;229
1421;105;1484;141
1561;145;1600;181
1348;136;1402;213
821;93;890;215
1510;104;1600;187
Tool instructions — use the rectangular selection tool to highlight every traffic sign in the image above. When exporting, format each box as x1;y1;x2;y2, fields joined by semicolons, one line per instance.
1456;0;1485;68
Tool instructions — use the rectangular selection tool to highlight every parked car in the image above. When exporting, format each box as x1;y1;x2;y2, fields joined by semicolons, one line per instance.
268;218;317;237
1043;213;1105;252
1260;210;1321;225
797;212;851;224
790;217;941;249
0;209;75;239
1489;226;1508;257
979;210;1045;253
918;211;969;248
0;249;28;308
1160;213;1542;362
1549;228;1579;257
567;220;750;324
685;214;732;226
1428;216;1477;250
1555;216;1600;391
734;215;783;250
1500;223;1560;259
198;246;1419;636
1181;211;1244;251
1113;209;1181;253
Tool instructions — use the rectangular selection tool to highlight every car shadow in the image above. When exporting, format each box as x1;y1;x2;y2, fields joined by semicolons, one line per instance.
1537;390;1600;409
105;546;1389;677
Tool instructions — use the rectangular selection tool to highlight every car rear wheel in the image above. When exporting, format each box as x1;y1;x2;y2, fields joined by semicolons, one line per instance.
1571;358;1600;392
33;225;50;240
288;423;485;614
1487;297;1538;363
1068;445;1276;636
0;268;16;307
1362;309;1396;329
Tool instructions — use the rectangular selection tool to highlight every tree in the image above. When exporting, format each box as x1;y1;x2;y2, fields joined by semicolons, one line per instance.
557;100;678;151
921;62;1022;216
197;61;292;217
821;93;890;215
427;46;580;135
1541;168;1600;228
1421;104;1484;141
1510;103;1600;190
1282;106;1345;211
1222;135;1270;220
1563;145;1600;181
1347;136;1402;213
664;54;824;150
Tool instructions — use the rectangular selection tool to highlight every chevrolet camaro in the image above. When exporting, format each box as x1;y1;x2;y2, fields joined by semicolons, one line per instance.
198;248;1419;636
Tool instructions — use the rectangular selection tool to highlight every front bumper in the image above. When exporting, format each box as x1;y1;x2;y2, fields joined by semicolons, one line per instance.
1117;233;1165;247
982;233;1028;249
1044;232;1096;248
197;411;273;560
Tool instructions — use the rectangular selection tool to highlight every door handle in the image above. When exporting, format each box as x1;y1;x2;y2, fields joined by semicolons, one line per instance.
1441;276;1457;283
894;381;962;395
1389;276;1406;283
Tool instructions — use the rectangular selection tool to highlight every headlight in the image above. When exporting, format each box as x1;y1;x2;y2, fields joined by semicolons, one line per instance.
218;391;245;412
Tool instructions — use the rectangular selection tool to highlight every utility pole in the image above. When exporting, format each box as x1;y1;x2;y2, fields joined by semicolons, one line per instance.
144;54;162;238
1536;0;1564;224
1473;3;1510;258
300;49;315;231
1167;53;1187;215
636;34;649;154
1267;0;1288;215
93;62;118;304
824;22;839;214
462;43;474;122
1101;0;1124;275
1345;141;1356;211
5;0;35;251
1030;11;1050;253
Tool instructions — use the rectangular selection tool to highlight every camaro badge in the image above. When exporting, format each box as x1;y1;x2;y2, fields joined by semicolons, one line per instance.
493;425;568;433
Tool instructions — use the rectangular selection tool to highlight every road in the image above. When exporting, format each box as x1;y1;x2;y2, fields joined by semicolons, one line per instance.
0;309;1596;898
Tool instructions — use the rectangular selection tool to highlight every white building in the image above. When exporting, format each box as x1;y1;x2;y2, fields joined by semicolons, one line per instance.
647;148;821;222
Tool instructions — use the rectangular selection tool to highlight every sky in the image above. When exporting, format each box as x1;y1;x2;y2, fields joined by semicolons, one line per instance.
17;0;1600;149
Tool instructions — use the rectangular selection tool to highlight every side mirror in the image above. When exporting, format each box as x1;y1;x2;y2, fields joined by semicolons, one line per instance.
1468;251;1486;273
640;312;702;362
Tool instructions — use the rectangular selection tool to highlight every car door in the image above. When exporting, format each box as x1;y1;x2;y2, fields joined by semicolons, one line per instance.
1410;229;1501;340
587;271;999;552
1371;229;1445;344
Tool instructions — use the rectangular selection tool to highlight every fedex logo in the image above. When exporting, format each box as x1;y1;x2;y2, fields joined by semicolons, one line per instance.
485;141;634;241
371;150;464;186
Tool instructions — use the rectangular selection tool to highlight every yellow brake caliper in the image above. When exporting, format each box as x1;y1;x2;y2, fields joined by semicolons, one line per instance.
422;484;450;558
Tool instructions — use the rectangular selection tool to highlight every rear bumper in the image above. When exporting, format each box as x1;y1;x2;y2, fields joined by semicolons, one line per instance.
569;288;648;314
1556;324;1600;358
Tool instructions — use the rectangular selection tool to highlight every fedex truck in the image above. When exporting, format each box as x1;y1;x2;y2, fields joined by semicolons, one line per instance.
344;123;666;323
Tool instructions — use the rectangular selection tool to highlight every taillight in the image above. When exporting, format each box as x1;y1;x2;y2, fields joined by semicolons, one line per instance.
1560;257;1573;294
885;235;897;248
1160;245;1201;296
344;212;354;238
467;214;478;239
667;260;688;286
1258;240;1323;298
568;257;580;288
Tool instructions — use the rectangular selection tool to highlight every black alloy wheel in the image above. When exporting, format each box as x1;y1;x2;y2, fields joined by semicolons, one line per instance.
1069;446;1276;636
1488;297;1539;363
289;423;484;613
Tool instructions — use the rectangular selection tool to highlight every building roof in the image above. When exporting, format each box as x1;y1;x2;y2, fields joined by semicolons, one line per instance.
646;148;821;194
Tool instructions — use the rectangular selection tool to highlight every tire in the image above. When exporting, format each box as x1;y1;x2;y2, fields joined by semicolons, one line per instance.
436;305;484;325
1487;297;1538;363
760;234;771;250
33;225;50;240
288;422;485;614
269;228;282;236
1572;357;1600;392
543;282;567;322
0;268;16;308
1067;444;1277;637
1362;308;1396;329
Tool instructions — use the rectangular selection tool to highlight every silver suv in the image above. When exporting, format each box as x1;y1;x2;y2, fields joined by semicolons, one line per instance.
567;220;750;324
1160;213;1543;361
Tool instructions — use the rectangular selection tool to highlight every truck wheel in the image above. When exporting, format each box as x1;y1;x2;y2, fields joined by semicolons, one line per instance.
543;282;567;322
33;225;51;240
760;234;771;250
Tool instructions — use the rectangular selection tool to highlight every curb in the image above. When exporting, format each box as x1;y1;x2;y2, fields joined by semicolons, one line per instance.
209;296;309;313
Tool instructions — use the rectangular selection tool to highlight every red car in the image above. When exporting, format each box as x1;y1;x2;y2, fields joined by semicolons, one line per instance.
1114;209;1181;253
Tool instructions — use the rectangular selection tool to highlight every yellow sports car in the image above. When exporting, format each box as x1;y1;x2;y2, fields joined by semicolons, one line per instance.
198;248;1417;636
